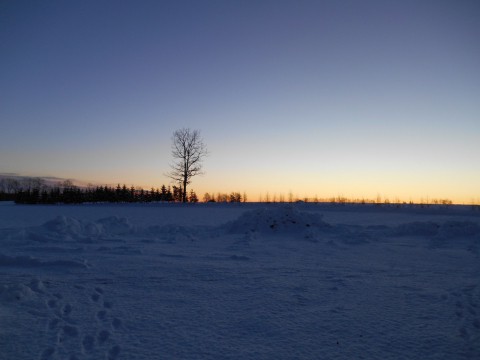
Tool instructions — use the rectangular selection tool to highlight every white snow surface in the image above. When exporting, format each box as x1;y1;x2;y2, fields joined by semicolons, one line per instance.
1;202;479;359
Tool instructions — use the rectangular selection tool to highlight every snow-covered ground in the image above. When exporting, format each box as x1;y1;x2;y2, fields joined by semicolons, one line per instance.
1;202;479;359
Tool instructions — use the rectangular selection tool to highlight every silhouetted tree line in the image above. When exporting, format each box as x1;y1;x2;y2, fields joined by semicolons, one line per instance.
202;192;245;203
3;181;200;205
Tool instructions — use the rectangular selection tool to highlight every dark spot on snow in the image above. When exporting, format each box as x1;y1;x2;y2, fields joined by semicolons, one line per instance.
41;347;55;359
63;325;79;337
62;303;72;316
97;310;107;321
82;335;94;351
104;301;113;309
108;345;121;359
98;329;110;344
48;318;60;330
112;318;122;329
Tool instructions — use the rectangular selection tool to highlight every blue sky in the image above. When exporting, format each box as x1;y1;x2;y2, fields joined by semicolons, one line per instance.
1;0;479;202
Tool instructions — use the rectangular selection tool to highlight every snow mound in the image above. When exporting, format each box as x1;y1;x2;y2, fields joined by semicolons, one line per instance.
0;283;35;302
147;224;199;242
0;279;46;304
43;216;87;235
96;216;136;235
28;278;46;293
225;205;330;235
30;216;136;242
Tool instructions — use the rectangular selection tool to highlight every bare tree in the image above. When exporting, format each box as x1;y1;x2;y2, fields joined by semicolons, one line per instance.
167;128;208;203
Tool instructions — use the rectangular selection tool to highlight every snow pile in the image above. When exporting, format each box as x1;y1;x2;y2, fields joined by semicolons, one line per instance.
0;283;36;302
27;216;136;243
95;216;136;236
146;224;200;243
0;279;45;303
28;278;46;293
224;205;331;236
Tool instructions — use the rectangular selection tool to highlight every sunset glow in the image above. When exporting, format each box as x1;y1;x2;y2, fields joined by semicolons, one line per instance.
1;1;479;204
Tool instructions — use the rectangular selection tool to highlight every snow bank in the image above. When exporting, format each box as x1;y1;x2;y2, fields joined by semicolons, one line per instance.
146;224;201;242
0;279;46;303
0;283;36;302
25;216;136;243
95;216;136;235
224;205;331;236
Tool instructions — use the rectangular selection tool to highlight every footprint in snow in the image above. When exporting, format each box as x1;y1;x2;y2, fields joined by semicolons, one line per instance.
97;310;108;321
39;282;124;359
40;347;55;360
447;285;480;358
62;325;79;338
88;285;125;354
108;345;121;360
112;317;122;330
82;334;95;352
98;329;110;345
48;318;60;331
62;303;72;315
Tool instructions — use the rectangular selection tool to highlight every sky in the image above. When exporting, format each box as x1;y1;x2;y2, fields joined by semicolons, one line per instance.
1;0;479;203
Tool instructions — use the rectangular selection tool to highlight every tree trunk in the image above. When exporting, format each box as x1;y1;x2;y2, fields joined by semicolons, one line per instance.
183;178;187;203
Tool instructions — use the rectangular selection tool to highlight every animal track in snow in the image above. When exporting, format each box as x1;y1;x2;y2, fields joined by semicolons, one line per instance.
108;344;121;359
97;309;107;321
98;329;110;344
447;285;480;358
33;281;125;360
82;334;95;352
40;347;55;360
62;325;79;338
94;287;104;294
112;317;123;330
48;318;60;331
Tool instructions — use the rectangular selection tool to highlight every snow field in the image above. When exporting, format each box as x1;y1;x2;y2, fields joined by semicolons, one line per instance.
1;203;479;359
